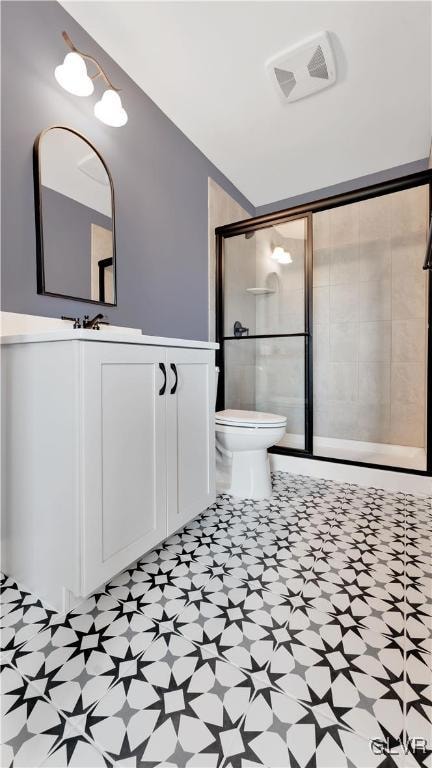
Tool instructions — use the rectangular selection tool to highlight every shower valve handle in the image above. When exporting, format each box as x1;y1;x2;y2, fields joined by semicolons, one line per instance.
233;321;249;337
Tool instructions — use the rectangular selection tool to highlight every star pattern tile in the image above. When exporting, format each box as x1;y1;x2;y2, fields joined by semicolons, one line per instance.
1;576;55;661
223;688;403;768
1;473;431;767
11;594;157;718
81;632;255;766
1;664;108;768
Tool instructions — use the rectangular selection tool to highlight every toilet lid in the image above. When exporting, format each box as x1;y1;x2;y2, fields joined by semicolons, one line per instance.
215;409;287;428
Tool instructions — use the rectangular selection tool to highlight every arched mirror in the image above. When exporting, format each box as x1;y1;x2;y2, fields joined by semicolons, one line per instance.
34;126;116;305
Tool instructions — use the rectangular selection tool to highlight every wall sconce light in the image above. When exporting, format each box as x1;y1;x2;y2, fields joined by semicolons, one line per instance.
272;246;284;261
272;245;292;264
278;250;293;264
55;31;128;127
55;51;94;96
94;89;128;128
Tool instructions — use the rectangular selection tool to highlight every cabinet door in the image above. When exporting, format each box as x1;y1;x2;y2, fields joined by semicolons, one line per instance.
81;342;167;595
166;349;215;536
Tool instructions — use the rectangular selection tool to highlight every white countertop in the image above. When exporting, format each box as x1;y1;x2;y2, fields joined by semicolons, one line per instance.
0;329;219;350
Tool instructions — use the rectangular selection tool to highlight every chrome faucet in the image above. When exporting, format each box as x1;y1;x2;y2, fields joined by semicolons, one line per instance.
62;313;109;330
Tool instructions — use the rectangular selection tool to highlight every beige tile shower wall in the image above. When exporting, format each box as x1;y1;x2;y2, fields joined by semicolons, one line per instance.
222;223;307;423
208;179;255;411
254;230;305;335
224;338;257;412
254;227;306;437
222;228;257;411
223;235;257;339
208;178;250;342
255;336;305;442
313;185;429;447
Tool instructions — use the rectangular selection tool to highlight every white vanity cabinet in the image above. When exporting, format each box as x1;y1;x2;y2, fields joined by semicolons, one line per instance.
81;342;168;595
166;347;215;536
2;332;216;611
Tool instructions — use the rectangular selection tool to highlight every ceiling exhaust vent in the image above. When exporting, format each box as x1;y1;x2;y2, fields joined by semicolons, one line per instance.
267;32;336;103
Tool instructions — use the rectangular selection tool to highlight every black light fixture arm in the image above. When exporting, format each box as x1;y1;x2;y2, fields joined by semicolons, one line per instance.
62;31;121;92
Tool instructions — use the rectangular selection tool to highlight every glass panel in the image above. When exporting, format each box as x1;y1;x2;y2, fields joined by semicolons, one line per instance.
224;337;305;450
223;218;307;337
312;184;429;470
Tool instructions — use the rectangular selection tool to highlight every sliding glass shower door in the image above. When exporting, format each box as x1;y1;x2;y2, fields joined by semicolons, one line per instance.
220;215;312;453
312;184;429;471
217;174;430;474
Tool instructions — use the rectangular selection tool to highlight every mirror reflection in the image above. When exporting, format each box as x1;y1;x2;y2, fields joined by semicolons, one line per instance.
35;127;116;304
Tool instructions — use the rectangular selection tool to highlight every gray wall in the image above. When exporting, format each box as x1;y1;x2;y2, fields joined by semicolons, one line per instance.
2;0;428;341
1;1;253;340
255;159;430;217
42;187;112;300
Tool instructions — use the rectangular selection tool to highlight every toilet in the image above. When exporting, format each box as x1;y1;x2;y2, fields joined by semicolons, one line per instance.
215;408;287;500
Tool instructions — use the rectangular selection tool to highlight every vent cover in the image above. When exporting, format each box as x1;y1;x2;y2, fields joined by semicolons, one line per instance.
77;152;109;186
267;31;336;103
307;45;328;79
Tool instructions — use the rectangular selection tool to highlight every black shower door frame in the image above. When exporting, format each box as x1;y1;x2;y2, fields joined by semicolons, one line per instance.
216;211;314;455
215;168;432;476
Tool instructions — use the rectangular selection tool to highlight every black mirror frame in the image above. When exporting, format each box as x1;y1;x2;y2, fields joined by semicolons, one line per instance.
33;125;117;306
424;214;432;270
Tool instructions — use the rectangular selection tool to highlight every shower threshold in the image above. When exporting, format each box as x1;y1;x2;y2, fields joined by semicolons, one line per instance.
279;433;427;471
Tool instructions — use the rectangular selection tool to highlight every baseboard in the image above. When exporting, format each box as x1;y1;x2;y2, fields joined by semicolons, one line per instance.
270;453;432;497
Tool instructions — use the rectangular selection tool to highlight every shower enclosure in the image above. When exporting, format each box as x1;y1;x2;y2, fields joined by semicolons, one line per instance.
216;171;431;473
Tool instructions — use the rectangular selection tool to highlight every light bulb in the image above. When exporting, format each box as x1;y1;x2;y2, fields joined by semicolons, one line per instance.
94;89;128;127
278;250;293;264
272;246;284;261
54;52;94;96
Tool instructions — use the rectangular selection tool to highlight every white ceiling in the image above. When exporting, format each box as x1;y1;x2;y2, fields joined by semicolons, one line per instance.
61;1;431;208
42;128;111;215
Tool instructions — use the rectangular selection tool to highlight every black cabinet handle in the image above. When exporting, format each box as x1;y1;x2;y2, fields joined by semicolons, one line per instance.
159;363;167;395
170;363;178;395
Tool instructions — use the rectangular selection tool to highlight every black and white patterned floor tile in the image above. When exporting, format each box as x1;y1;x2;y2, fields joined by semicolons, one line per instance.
1;577;55;662
221;544;316;597
1;473;431;767
11;594;157;719
1;664;109;767
267;600;406;745
173;574;294;674
300;554;407;640
405;650;432;757
221;687;408;768
79;631;256;766
405;517;432;656
405;555;432;654
104;542;214;622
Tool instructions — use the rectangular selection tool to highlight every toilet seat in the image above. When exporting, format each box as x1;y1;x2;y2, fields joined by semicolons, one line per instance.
215;409;286;429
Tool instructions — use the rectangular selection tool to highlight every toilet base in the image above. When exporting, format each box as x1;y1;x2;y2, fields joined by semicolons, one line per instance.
229;449;272;500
